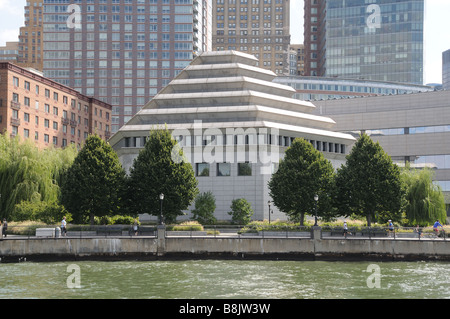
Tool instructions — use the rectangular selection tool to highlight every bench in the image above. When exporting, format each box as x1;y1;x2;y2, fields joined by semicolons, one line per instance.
36;228;56;237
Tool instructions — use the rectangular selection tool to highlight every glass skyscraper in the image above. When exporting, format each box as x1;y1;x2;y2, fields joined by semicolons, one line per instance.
42;0;212;133
304;0;424;84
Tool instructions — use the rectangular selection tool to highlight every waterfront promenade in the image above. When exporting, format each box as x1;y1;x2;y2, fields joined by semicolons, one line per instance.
0;226;449;262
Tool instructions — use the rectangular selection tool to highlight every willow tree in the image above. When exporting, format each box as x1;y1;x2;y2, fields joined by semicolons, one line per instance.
126;127;198;224
402;166;446;225
60;135;125;224
0;134;77;220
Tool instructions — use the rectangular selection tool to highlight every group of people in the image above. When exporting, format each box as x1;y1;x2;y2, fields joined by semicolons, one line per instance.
342;219;445;238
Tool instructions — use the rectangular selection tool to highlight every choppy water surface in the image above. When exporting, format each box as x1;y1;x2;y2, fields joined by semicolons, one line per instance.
1;260;449;299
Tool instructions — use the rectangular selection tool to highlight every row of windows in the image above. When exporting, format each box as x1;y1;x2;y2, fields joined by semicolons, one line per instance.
9;81;110;120
196;162;254;177
348;125;450;137
10;126;86;147
124;134;347;154
435;181;450;192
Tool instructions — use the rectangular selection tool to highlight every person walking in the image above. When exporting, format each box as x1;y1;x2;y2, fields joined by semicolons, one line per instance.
415;225;423;239
61;216;67;237
343;221;349;238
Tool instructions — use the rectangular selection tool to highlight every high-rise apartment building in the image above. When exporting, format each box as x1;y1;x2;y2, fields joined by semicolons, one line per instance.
18;0;44;71
304;0;424;84
289;44;305;76
212;0;290;75
42;0;212;133
0;42;19;64
443;49;450;90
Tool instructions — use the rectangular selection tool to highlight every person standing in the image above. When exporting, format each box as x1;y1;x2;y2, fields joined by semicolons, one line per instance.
61;216;67;237
132;219;139;236
2;219;7;238
388;220;394;237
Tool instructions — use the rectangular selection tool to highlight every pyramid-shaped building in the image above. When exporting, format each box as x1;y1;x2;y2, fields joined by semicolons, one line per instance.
109;51;355;221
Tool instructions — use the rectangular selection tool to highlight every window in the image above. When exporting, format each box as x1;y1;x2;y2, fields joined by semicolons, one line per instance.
238;162;252;176
196;163;210;177
13;76;19;87
217;163;231;176
44;134;49;143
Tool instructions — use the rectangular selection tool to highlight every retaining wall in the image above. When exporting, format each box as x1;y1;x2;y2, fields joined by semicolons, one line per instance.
1;230;449;262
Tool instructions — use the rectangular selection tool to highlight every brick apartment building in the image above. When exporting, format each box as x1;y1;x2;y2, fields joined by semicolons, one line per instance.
0;62;112;149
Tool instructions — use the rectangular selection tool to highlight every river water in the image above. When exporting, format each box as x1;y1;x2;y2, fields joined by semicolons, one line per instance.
1;260;449;299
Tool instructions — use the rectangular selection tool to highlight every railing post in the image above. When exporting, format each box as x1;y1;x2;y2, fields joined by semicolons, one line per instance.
157;225;166;256
311;226;321;240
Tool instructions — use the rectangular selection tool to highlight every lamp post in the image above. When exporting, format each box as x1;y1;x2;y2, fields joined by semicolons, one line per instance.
159;193;164;225
314;194;319;226
267;200;273;224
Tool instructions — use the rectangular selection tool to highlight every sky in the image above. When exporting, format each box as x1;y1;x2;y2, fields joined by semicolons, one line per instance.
0;0;449;85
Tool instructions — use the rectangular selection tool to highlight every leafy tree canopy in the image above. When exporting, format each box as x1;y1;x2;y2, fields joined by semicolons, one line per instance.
126;127;198;224
335;134;404;226
60;134;125;224
268;138;336;225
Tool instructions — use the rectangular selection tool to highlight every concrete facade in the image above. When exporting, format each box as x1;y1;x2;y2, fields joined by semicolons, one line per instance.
109;51;355;222
2;234;450;262
312;90;450;212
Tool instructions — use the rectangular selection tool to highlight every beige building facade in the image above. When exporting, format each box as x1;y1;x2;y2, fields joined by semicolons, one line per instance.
0;62;112;149
312;90;450;214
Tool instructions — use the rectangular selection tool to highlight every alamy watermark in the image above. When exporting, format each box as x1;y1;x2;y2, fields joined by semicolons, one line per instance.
170;121;280;175
67;264;81;289
364;264;381;289
67;4;82;29
366;3;382;29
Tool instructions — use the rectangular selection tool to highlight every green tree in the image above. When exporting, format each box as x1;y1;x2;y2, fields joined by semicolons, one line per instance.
60;135;125;224
268;138;336;225
191;191;217;224
126;128;198;224
228;198;254;225
335;134;404;226
0;134;77;220
401;166;446;225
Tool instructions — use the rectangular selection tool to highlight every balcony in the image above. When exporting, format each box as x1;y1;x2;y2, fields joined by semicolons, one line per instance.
10;100;21;110
10;118;21;126
61;118;70;125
